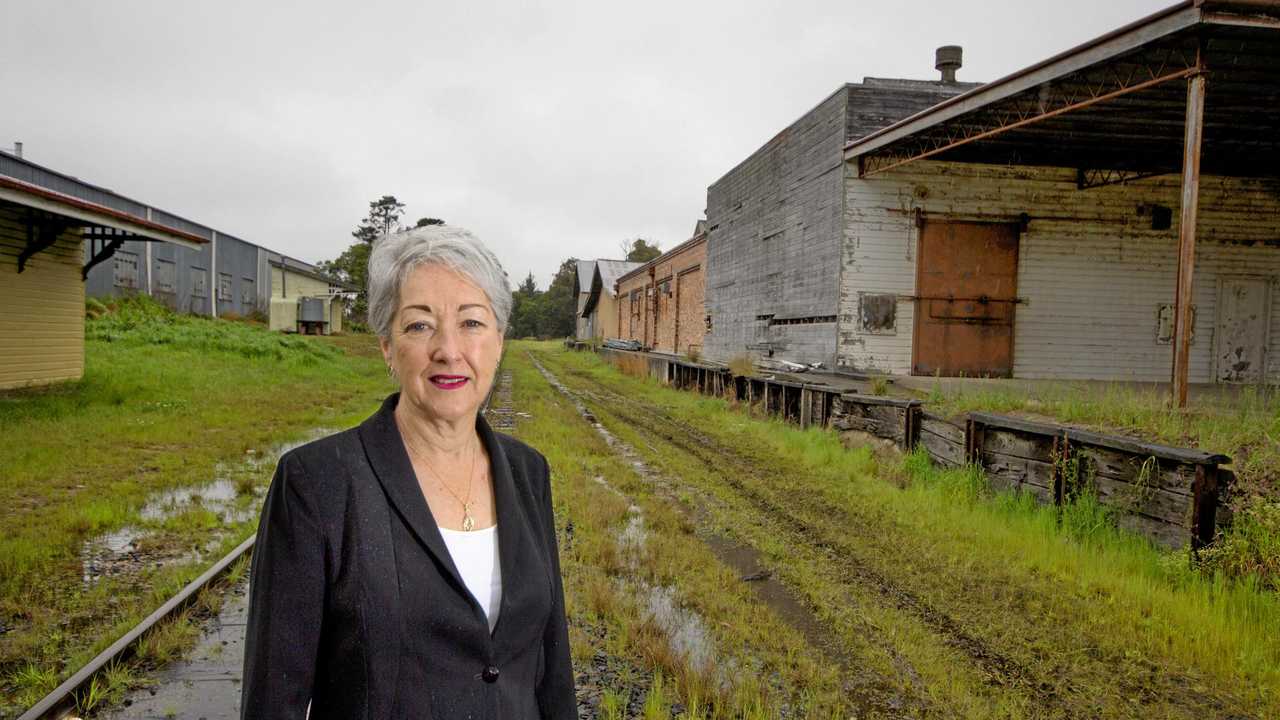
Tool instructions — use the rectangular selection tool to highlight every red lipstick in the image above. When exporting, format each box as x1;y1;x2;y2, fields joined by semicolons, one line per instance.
429;375;469;390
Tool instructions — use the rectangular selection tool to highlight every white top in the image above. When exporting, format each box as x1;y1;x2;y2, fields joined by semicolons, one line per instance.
438;524;503;633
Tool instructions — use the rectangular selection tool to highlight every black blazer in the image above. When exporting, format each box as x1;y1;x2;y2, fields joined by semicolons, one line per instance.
241;392;576;719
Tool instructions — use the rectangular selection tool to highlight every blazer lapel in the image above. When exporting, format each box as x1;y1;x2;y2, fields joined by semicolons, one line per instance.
476;412;528;639
358;392;465;590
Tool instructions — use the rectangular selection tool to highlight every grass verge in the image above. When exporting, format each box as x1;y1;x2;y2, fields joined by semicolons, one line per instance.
0;296;390;716
533;342;1280;719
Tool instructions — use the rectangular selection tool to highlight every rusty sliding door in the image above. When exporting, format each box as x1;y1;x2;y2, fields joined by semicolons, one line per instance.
912;220;1020;377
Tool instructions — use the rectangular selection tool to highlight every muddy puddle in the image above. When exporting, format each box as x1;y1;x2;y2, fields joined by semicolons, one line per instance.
79;427;336;586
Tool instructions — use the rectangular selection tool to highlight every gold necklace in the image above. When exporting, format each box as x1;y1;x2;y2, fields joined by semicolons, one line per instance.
407;437;480;531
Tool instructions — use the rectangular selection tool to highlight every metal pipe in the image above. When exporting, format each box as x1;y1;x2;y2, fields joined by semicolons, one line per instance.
1172;71;1207;409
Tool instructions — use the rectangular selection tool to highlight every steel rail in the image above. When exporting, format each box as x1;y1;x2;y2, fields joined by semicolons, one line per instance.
18;534;256;720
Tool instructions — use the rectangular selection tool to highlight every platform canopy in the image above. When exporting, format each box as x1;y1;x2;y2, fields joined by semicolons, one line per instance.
845;0;1280;408
845;0;1280;185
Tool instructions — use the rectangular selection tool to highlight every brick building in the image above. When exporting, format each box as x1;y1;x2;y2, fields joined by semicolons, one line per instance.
615;225;708;356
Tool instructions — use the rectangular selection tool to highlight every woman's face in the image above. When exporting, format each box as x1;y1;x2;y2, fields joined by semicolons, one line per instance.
380;263;504;426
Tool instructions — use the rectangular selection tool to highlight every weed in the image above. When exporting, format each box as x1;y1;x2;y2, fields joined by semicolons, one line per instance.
601;687;629;720
76;675;107;714
686;345;701;363
642;672;670;719
1199;498;1280;591
135;610;200;667
870;376;890;396
727;354;754;378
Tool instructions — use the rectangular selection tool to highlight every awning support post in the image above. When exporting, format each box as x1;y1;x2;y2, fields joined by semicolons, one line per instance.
1172;69;1207;409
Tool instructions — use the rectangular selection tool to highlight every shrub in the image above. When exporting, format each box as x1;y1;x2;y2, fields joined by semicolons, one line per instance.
1200;498;1280;591
85;294;338;363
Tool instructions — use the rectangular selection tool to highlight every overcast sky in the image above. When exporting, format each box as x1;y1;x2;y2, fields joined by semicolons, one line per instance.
3;0;1171;288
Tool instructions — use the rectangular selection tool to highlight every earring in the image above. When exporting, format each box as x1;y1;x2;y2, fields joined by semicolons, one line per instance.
386;364;396;379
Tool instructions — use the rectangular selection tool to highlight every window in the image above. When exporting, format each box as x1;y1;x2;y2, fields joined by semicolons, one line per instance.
112;251;139;289
858;293;897;335
155;259;176;293
241;278;256;308
191;267;208;298
218;273;233;301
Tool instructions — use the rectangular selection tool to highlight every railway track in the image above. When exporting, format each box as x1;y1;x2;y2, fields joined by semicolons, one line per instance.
17;377;514;720
16;536;254;720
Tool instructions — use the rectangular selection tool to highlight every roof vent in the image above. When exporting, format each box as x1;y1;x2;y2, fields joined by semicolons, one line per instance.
935;45;962;83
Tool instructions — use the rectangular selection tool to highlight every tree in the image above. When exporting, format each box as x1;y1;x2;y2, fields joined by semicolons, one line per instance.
317;242;372;325
353;195;406;244
507;273;542;338
541;258;579;338
320;195;425;329
505;261;578;339
415;217;445;228
620;237;661;263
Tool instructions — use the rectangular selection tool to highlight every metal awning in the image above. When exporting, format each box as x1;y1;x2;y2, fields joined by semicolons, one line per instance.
845;0;1280;184
844;0;1280;408
1;152;213;281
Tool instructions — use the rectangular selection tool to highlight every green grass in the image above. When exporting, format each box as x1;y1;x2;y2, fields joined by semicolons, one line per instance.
920;379;1280;589
505;342;849;717
535;342;1280;718
0;295;391;716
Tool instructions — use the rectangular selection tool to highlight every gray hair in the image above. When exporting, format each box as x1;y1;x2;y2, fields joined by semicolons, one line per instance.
367;224;512;339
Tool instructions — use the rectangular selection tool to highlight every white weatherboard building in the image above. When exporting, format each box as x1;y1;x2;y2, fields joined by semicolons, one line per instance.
704;0;1280;404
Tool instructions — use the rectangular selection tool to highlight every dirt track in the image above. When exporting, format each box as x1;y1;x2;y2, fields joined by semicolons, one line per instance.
525;348;1257;720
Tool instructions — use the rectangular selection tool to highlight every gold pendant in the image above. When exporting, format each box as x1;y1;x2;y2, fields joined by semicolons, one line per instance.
462;504;475;532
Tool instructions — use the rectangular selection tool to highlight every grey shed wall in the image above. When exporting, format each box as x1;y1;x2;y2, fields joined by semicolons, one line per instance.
85;238;212;315
85;234;275;317
216;235;266;317
704;87;850;368
702;78;980;368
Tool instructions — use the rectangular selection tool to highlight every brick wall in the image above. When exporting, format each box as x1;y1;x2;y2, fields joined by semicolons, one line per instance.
615;236;707;355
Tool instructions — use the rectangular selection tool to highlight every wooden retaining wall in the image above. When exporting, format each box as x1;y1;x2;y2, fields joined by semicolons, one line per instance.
595;349;1231;551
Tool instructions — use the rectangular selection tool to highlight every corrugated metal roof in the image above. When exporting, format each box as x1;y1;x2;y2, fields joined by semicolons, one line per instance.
595;259;642;296
580;259;643;318
575;259;596;294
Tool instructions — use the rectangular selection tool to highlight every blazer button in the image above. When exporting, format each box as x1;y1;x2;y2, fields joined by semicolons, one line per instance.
482;665;500;683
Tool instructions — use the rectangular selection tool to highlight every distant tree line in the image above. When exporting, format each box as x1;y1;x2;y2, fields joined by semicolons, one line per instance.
320;195;660;337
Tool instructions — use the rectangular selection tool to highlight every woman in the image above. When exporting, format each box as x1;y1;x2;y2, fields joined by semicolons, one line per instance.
241;225;576;719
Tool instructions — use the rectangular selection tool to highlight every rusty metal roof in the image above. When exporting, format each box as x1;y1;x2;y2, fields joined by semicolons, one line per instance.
844;0;1280;181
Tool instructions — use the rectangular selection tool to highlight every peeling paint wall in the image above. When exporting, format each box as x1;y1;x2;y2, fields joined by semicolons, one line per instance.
704;88;848;368
704;80;977;369
839;160;1280;382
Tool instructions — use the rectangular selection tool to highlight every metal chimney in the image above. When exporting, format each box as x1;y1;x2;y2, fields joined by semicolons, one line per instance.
935;45;963;83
